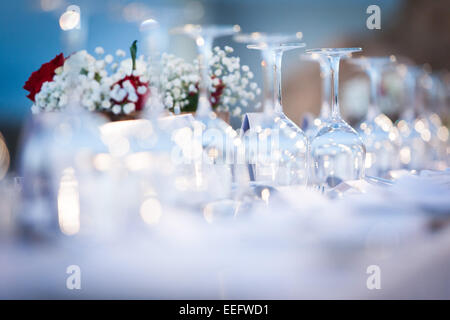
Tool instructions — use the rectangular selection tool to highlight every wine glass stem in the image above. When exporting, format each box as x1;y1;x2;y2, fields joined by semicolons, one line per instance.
197;36;213;116
141;29;165;118
274;49;283;112
329;55;342;119
367;67;381;120
262;49;276;114
319;59;331;118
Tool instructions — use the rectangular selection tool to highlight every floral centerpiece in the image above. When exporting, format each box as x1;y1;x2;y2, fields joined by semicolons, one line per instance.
24;41;260;122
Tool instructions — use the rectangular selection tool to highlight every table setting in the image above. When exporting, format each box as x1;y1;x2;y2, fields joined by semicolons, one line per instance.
0;1;449;300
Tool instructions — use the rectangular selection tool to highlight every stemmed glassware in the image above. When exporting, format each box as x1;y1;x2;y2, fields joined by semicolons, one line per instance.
415;71;449;169
306;48;366;189
171;24;241;202
348;56;399;177
234;33;309;186
300;53;331;138
427;74;450;168
396;65;430;170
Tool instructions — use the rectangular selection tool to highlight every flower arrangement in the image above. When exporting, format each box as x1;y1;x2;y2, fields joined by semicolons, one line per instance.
24;41;260;122
160;46;260;118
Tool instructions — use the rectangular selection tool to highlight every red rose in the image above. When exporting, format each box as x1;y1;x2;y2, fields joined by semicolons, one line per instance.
23;53;65;102
210;76;225;108
111;75;150;111
190;76;225;109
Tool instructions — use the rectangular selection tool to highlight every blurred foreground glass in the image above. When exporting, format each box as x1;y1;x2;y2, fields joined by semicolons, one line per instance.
349;56;399;177
306;48;365;190
235;33;309;186
18;108;107;239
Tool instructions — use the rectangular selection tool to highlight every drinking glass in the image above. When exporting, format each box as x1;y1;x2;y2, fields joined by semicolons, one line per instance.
396;65;429;170
300;53;331;138
234;33;309;186
416;71;449;169
172;24;241;201
349;56;399;177
306;48;366;189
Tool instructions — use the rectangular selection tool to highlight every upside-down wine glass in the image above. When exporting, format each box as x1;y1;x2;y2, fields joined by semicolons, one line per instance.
234;33;309;186
415;71;449;169
349;56;399;177
396;65;429;170
171;24;241;202
428;74;450;167
306;48;366;190
300;53;331;139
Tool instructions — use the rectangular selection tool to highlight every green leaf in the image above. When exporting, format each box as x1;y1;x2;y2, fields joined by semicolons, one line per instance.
130;40;138;71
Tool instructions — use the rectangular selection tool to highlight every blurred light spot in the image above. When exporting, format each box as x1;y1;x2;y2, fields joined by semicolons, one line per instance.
140;198;162;225
414;119;425;133
314;118;322;126
58;167;80;235
437;126;449;142
93;153;113;171
429;114;442;127
196;37;205;46
59;5;81;31
388;129;398;142
203;204;214;224
421;129;431;142
400;147;411;164
261;188;270;204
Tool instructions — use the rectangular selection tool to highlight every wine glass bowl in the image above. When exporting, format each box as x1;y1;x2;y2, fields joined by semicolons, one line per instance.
306;48;366;189
237;33;309;187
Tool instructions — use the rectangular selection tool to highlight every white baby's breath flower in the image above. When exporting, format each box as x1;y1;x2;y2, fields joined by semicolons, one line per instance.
112;104;121;115
31;104;39;114
137;86;147;95
123;103;135;114
188;84;197;93
116;49;126;57
101;100;111;109
95;47;105;55
104;54;113;64
128;91;138;103
232;107;242;116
